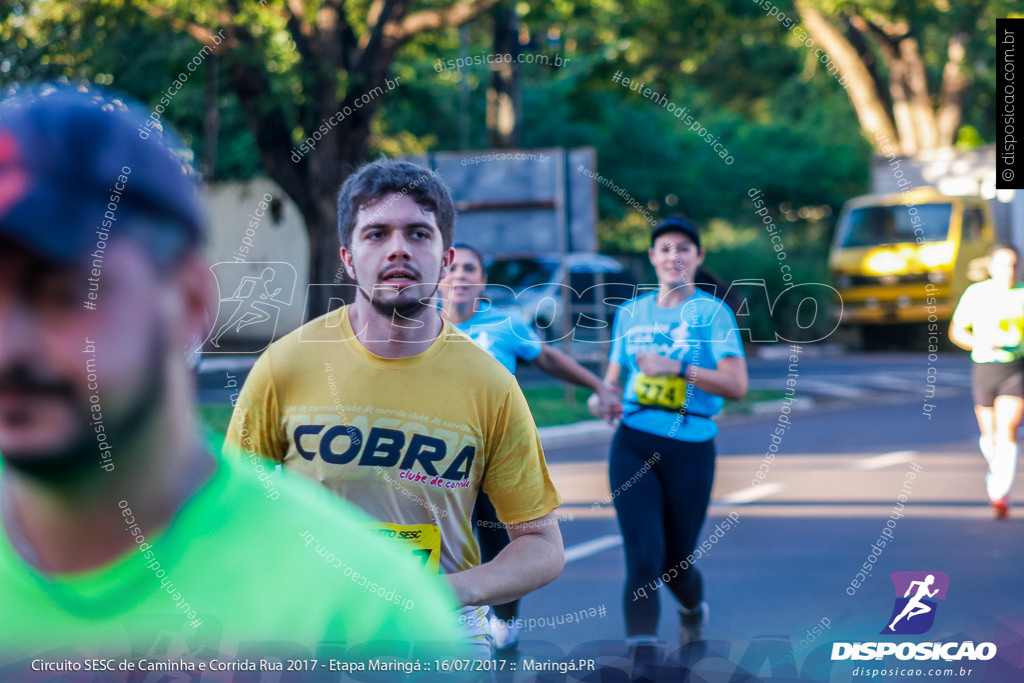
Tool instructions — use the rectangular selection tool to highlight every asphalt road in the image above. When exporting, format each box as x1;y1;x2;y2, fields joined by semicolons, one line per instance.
507;352;1023;683
196;351;1023;682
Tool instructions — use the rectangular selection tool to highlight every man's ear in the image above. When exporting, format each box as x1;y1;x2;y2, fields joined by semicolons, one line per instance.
167;252;215;352
439;246;455;281
340;246;357;282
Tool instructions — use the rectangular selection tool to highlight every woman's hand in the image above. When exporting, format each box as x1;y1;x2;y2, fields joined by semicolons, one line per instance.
588;381;623;425
635;353;683;377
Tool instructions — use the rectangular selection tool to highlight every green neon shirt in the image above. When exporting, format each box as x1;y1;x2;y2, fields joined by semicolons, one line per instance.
0;447;465;665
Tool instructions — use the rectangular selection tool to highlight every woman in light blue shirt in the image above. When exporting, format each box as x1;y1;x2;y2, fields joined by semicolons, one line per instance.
440;243;620;652
594;217;747;648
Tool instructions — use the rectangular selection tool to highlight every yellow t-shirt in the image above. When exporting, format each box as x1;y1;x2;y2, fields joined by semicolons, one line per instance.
226;305;562;574
952;280;1024;363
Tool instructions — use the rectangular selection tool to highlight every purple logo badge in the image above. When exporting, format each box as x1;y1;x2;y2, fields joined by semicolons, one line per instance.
881;571;949;635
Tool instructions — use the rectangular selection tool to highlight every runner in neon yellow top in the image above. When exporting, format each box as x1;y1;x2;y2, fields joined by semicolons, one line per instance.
951;244;1024;518
952;278;1024;364
227;159;565;658
0;441;464;658
0;88;464;669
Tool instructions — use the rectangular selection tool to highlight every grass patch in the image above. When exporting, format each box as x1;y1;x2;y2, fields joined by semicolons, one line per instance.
520;384;790;426
521;385;597;428
197;387;790;438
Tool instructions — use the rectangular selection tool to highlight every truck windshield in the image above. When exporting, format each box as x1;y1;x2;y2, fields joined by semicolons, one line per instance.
840;203;953;248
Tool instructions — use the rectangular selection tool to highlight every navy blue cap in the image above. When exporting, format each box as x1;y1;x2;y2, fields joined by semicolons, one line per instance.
0;85;204;262
652;216;700;249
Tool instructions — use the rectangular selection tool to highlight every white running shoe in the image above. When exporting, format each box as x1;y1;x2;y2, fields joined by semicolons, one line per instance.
488;613;520;650
679;601;708;646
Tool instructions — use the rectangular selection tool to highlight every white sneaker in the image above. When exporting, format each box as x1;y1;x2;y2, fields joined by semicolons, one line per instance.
625;634;661;650
488;613;519;650
625;635;661;670
679;601;708;646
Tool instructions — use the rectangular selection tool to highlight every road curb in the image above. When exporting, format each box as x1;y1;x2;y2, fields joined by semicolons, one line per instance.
738;397;817;416
538;420;616;450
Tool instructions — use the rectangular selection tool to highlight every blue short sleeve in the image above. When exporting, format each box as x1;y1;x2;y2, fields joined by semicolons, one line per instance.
705;298;746;363
508;311;543;362
610;300;633;367
454;305;544;374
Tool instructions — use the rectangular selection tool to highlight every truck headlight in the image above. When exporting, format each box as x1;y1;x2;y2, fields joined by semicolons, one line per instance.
919;242;955;268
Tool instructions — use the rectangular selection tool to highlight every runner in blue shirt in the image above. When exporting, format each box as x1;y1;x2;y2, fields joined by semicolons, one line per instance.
592;217;747;649
440;243;621;652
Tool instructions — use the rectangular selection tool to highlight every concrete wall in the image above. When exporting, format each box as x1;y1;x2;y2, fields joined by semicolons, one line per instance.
201;179;310;344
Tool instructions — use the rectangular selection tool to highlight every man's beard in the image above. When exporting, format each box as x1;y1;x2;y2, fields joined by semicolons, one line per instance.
0;326;168;483
359;270;443;320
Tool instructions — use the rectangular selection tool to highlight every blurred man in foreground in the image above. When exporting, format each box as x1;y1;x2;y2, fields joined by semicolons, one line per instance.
0;86;463;667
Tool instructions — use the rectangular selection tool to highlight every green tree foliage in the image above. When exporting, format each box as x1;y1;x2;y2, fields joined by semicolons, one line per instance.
2;0;502;313
1;0;1008;310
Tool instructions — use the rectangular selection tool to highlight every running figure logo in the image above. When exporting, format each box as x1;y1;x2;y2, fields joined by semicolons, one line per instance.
204;262;297;354
881;571;949;635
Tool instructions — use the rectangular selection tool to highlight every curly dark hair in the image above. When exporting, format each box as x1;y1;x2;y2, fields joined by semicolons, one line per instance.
336;159;455;250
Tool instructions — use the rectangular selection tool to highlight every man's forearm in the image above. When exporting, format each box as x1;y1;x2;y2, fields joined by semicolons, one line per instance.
534;347;603;392
948;325;974;351
446;521;564;606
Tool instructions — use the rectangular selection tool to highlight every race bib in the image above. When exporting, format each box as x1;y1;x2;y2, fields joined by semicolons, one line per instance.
633;372;688;410
371;522;442;572
998;316;1024;350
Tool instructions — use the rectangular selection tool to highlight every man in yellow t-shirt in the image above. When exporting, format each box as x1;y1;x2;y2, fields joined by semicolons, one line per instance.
227;159;564;657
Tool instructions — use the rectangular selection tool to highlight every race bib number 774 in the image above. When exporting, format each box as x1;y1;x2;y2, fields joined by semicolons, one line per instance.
634;372;688;410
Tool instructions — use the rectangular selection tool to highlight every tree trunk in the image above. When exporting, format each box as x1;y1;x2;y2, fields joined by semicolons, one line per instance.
141;0;504;317
886;54;920;154
488;2;520;148
303;200;348;320
900;37;938;151
936;32;968;147
301;114;374;318
796;4;973;155
795;1;898;153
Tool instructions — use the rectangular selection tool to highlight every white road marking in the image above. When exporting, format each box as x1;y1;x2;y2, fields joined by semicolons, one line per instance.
798;381;870;398
717;483;785;504
850;376;921;391
564;534;623;564
855;450;917;470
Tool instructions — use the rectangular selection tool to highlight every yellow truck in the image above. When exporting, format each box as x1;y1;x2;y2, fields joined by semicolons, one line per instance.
829;188;996;340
